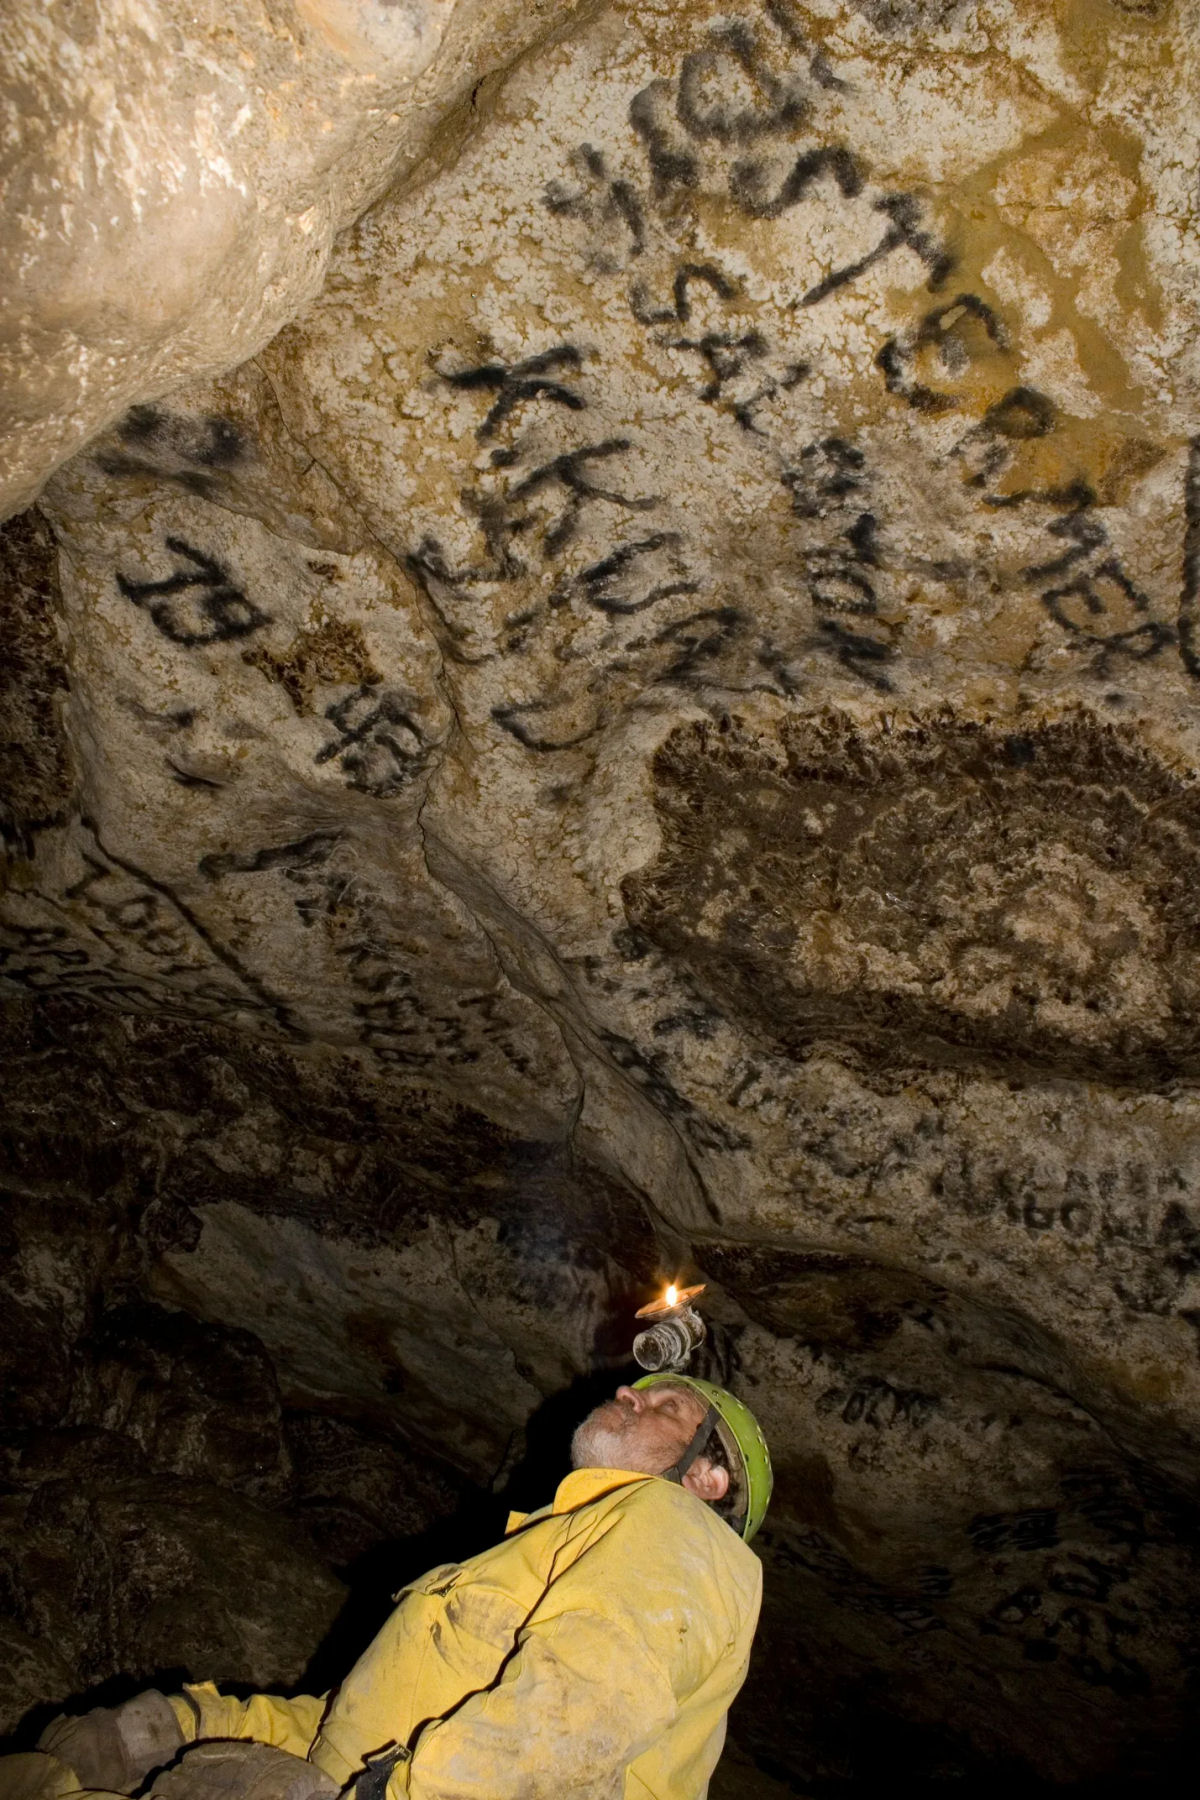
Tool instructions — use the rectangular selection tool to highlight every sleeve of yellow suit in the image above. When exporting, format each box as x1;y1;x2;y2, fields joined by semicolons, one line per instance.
166;1684;326;1757
405;1499;737;1800
0;1750;126;1800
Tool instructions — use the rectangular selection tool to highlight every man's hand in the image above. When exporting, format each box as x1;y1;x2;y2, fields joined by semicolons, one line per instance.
37;1691;184;1795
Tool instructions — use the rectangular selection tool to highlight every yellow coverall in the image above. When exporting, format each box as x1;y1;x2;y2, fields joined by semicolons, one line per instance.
20;1467;761;1800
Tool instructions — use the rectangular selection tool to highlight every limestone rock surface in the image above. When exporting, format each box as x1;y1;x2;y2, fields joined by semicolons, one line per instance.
0;0;594;519
6;0;1200;1790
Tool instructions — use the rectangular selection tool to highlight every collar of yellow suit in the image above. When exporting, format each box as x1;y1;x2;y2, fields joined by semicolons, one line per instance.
506;1467;651;1535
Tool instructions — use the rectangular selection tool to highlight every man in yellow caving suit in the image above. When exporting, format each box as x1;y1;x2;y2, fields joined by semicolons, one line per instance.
10;1375;772;1800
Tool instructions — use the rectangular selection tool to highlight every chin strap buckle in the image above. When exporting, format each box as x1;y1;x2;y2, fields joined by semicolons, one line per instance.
353;1743;411;1800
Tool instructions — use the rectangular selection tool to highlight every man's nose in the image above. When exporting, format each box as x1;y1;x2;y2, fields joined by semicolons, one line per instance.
614;1385;642;1411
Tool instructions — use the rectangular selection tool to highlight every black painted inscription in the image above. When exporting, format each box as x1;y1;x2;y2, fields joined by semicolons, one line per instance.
571;532;700;618
544;144;647;263
409;346;706;726
599;1028;748;1154
783;438;896;689
199;831;342;881
964;482;1179;675
817;1374;941;1429
878;294;1008;414
543;0;953;484
442;345;587;440
96;405;244;496
490;695;600;754
676;16;811;145
117;537;270;647
1;825;302;1036
315;686;434;797
969;1509;1061;1554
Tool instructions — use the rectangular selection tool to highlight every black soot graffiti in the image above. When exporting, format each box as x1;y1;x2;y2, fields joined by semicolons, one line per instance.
117;538;270;648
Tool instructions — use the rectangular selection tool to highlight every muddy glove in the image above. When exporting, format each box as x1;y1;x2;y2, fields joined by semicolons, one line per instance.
37;1690;184;1795
150;1743;339;1800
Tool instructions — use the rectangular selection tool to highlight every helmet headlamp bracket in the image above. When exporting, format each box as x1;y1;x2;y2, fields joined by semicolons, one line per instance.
632;1283;707;1373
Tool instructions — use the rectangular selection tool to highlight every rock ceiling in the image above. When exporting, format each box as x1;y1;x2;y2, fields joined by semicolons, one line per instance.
4;0;1200;1790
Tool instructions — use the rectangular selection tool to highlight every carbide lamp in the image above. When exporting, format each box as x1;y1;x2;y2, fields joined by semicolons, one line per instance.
632;1282;707;1372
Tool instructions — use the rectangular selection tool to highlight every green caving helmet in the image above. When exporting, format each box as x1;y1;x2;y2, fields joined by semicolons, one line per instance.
633;1373;773;1543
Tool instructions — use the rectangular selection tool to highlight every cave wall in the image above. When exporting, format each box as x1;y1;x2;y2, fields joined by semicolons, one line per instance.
0;0;601;518
5;0;1200;1790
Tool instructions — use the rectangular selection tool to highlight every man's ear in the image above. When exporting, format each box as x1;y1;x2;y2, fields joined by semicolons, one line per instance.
682;1458;730;1503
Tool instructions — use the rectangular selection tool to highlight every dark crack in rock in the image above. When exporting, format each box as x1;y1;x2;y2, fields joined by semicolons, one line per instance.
0;510;72;846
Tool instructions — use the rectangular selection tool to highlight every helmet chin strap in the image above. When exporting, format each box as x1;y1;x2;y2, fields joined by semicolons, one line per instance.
660;1404;720;1486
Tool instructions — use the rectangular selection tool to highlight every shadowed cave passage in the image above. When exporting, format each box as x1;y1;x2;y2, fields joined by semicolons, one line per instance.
2;997;1200;1796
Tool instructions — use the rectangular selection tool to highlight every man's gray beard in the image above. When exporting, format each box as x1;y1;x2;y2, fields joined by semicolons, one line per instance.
570;1404;647;1473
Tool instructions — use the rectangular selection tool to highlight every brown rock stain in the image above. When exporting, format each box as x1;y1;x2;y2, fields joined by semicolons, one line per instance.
244;617;381;714
916;109;1171;502
624;709;1200;1084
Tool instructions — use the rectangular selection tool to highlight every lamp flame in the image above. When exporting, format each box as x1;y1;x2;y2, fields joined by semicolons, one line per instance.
635;1281;705;1320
